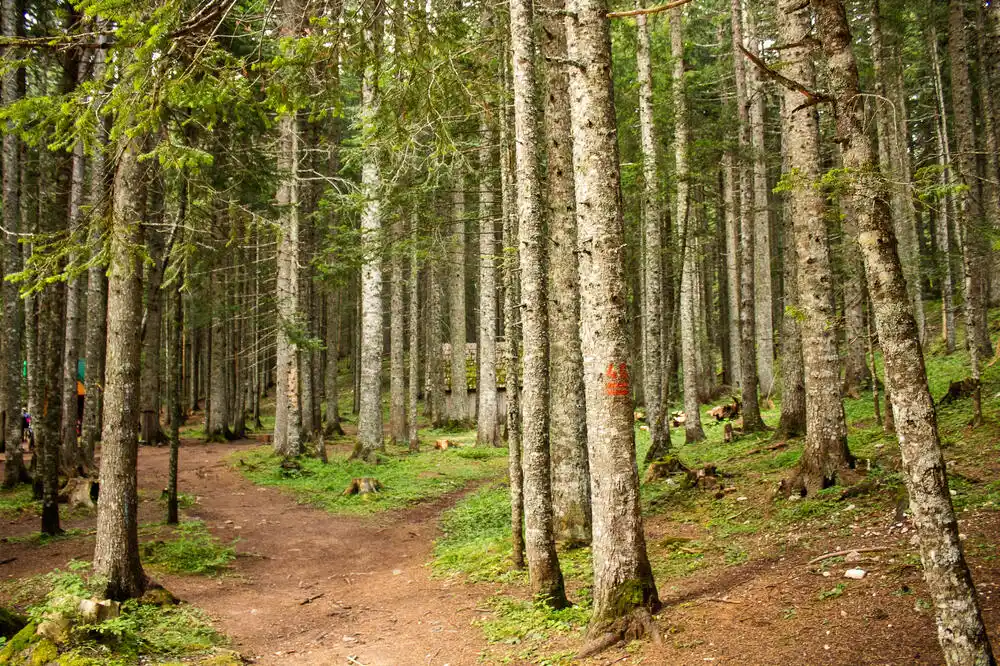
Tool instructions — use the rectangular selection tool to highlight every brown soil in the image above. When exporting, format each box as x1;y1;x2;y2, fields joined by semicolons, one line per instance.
3;441;1000;665
1;440;494;665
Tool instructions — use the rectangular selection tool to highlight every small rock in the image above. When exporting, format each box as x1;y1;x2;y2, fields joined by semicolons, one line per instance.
787;494;800;502
844;551;862;563
736;496;748;502
959;533;968;541
844;568;866;580
950;490;957;496
822;571;831;577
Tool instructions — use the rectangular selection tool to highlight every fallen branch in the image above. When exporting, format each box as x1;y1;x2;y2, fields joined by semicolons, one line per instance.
299;593;324;605
706;597;741;605
807;546;889;565
347;657;369;666
607;0;694;19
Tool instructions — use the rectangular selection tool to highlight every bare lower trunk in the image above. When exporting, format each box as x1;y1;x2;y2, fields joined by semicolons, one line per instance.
841;191;868;398
500;65;525;570
408;215;420;452
510;0;566;605
722;153;741;390
324;288;344;436
60;136;85;473
775;98;805;440
948;0;988;425
731;0;764;432
167;261;183;525
0;0;26;489
929;28;957;354
354;0;386;461
477;112;500;448
389;214;407;445
780;0;851;496
565;0;659;638
94;134;148;601
813;2;995;663
636;3;668;466
674;10;704;444
448;188;468;425
274;110;302;456
746;11;774;398
541;0;590;543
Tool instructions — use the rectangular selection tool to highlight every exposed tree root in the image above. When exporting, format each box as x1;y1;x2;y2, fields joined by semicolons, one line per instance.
575;607;662;659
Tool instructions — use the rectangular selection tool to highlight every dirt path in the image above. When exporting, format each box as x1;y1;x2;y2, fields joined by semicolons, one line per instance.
2;441;497;665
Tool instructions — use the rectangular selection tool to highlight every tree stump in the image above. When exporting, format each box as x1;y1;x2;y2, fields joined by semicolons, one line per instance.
642;456;689;484
342;477;383;496
58;477;99;510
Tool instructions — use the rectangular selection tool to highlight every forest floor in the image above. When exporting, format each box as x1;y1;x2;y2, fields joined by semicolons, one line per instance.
4;325;1000;664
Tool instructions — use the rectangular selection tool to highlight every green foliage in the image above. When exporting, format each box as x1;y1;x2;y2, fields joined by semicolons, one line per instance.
0;485;35;520
476;596;589;646
817;583;847;601
432;485;522;583
233;438;506;515
141;521;235;576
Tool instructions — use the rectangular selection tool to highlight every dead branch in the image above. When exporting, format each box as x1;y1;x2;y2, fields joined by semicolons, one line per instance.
807;546;890;566
737;42;831;109
608;0;694;19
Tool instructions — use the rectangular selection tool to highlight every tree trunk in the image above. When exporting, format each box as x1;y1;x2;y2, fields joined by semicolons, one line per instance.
208;264;230;441
0;0;26;489
636;3;668;466
928;26;957;354
746;10;774;398
140;177;168;447
841;189;868;398
811;1;996;662
60;132;85;474
500;60;525;570
94;134;148;601
477;110;500;448
775;96;806;440
167;257;183;525
509;0;567;606
354;0;386;461
565;0;660;641
540;0;591;544
674;10;704;444
722;152;741;391
448;187;468;425
779;0;851;496
324;287;344;436
389;211;407;446
948;0;989;425
731;0;764;432
408;214;420;452
870;0;924;345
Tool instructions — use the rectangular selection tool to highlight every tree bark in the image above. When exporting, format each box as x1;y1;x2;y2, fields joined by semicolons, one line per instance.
354;0;386;461
722;152;741;391
540;0;591;543
389;212;407;445
500;58;524;570
731;0;764;432
565;0;660;639
674;9;704;444
60;130;86;474
448;187;468;425
775;96;806;440
0;0;26;489
636;3;669;465
812;2;996;663
509;0;567;606
948;0;989;425
94;134;148;601
779;0;851;496
746;8;774;398
477;110;500;447
408;214;420;452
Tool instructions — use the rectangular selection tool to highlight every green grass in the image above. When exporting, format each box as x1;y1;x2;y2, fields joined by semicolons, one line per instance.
232;437;507;515
141;521;236;576
432;484;522;583
476;595;589;645
0;484;35;520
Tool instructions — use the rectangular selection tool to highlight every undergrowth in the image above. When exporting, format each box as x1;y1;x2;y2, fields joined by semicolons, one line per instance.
0;566;231;665
433;484;522;582
232;437;506;515
141;521;236;576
